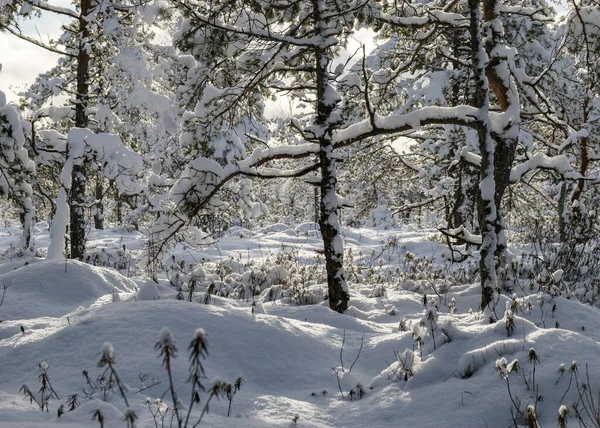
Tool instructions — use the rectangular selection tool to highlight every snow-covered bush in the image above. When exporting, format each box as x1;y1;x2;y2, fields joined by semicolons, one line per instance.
520;219;600;304
0;92;36;248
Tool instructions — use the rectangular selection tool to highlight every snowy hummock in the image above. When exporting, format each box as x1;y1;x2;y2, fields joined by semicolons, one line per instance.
1;226;600;427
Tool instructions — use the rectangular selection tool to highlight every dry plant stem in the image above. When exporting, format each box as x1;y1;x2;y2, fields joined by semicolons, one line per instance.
573;364;600;427
505;378;523;419
164;354;181;428
39;368;60;401
193;387;219;427
561;370;575;402
146;401;160;428
332;367;344;398
106;361;129;407
0;286;6;308
340;329;345;371
348;333;365;374
183;374;202;428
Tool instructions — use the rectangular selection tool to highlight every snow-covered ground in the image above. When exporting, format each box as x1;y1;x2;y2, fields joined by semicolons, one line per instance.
0;223;598;427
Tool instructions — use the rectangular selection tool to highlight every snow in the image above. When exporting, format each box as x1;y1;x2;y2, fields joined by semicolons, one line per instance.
1;225;600;427
46;188;69;260
333;106;479;144
136;281;160;301
0;259;137;320
510;152;580;182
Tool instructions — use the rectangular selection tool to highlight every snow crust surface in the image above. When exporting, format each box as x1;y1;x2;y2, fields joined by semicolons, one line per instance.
0;226;600;428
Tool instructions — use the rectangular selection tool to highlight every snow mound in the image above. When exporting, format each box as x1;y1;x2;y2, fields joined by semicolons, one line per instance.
0;260;137;320
296;222;320;234
227;226;253;238
257;223;290;234
136;281;160;301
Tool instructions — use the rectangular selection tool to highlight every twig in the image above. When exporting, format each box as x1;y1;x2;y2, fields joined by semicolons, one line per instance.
348;333;365;374
0;286;6;308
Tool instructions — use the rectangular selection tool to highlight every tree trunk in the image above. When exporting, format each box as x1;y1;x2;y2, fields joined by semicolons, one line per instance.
314;0;349;313
492;138;517;276
483;0;521;288
18;198;33;249
558;182;568;242
314;186;319;224
469;0;497;312
94;173;104;229
70;0;91;260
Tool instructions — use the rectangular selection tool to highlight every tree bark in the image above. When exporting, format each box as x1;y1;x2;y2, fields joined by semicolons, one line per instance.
70;0;91;260
483;0;521;285
313;0;349;313
469;0;498;312
94;174;104;230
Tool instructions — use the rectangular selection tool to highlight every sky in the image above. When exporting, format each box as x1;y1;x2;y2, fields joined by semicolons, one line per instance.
0;1;569;105
0;2;71;103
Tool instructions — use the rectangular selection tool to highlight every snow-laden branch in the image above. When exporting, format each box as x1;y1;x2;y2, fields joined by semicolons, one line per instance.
439;225;482;245
460;147;482;167
496;4;550;21
509;152;581;183
145;142;322;266
0;92;36;248
23;0;78;19
333;106;480;145
33;105;74;122
47;128;143;260
174;0;337;48
3;25;74;57
462;144;582;183
375;9;468;28
558;129;588;152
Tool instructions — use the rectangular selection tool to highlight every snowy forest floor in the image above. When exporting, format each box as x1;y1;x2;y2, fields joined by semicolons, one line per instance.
0;222;599;428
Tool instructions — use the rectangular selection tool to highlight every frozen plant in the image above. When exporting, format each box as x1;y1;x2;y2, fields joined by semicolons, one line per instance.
20;362;60;412
558;405;569;428
332;330;364;399
348;384;365;401
225;376;244;417
155;327;181;426
122;407;138;428
449;297;457;314
92;408;105;428
97;342;131;409
525;404;540;428
387;349;415;382
82;369;115;401
145;398;170;428
496;357;522;422
150;327;244;427
505;302;515;337
65;393;79;414
569;363;600;428
420;306;439;350
525;348;543;411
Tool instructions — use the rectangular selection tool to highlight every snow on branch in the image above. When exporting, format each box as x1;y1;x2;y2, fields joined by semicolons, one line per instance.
2;25;74;57
438;225;482;246
460;147;482;167
510;152;581;183
558;129;589;153
174;0;337;48
496;4;550;21
22;0;78;19
332;106;480;146
47;128;143;260
145;142;322;267
375;9;468;28
0;92;36;248
33;105;74;122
